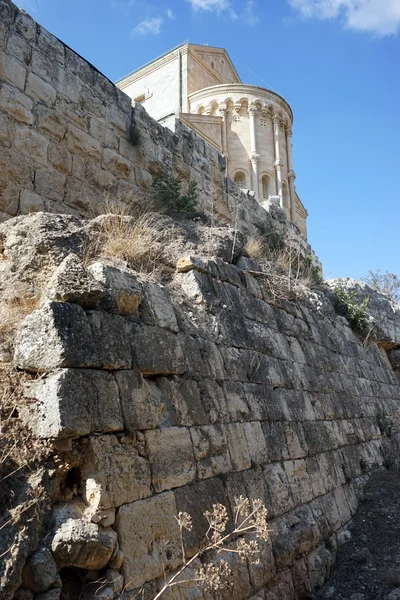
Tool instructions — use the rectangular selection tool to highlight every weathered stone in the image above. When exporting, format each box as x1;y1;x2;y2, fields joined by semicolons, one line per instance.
14;124;49;165
87;261;143;315
91;508;116;527
14;589;34;600
157;377;207;426
19;189;44;214
225;422;251;471
23;368;123;438
35;591;61;600
145;426;196;492
176;255;207;273
264;462;294;518
51;519;117;570
102;148;131;178
81;434;151;509
272;505;320;568
86;310;132;369
108;549;124;570
14;301;98;371
114;369;163;430
44;253;105;307
34;168;66;202
36;106;67;141
26;72;56;104
132;325;186;375
116;492;181;590
104;568;123;594
22;547;58;593
142;283;179;332
191;424;232;479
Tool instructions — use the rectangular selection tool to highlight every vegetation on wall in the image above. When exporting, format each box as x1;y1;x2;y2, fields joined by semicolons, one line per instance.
362;270;400;303
334;284;370;332
151;172;199;218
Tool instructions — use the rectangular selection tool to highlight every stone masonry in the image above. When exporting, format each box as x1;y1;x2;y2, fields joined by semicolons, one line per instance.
1;213;399;599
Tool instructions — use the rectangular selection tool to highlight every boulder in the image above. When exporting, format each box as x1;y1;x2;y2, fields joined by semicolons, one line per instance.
22;548;57;593
44;253;105;307
51;519;117;570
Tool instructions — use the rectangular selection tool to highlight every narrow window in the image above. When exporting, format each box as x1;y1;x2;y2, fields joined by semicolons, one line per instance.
134;93;146;103
234;172;245;189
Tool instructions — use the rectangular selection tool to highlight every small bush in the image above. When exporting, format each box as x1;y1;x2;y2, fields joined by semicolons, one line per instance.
130;124;142;147
152;172;198;218
362;269;400;303
334;284;370;331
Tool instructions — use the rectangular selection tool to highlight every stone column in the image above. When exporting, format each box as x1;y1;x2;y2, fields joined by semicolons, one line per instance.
219;105;229;174
286;127;296;222
248;106;259;196
272;113;283;208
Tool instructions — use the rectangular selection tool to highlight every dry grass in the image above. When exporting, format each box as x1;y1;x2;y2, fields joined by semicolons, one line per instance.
244;236;265;261
85;202;178;275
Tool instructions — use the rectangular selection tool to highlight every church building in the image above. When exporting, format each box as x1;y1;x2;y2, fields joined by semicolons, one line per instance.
117;43;308;238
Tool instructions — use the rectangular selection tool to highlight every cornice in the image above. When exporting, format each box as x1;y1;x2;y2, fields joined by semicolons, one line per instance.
117;46;187;90
189;84;293;122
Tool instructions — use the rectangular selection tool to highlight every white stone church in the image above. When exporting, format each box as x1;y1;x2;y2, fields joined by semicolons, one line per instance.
117;43;308;238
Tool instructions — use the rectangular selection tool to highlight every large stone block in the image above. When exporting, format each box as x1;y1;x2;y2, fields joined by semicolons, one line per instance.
141;283;179;333
156;377;207;426
26;71;56;105
44;253;105;307
115;369;163;431
116;492;181;590
19;189;44;214
132;325;186;375
87;310;132;369
264;463;294;518
22;548;58;593
36;105;67;141
284;459;314;505
0;82;33;124
23;368;123;438
14;301;98;371
34;167;66;201
80;434;151;509
191;424;232;479
145;426;196;492
14;124;49;165
87;261;143;315
0;49;26;90
67;123;101;159
225;422;251;472
102;147;131;179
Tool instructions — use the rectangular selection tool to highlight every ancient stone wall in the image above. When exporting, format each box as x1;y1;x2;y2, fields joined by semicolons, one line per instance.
1;213;399;599
0;0;278;239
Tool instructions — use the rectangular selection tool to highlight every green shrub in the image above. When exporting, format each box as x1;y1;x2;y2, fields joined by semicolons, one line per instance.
152;172;198;218
334;284;370;331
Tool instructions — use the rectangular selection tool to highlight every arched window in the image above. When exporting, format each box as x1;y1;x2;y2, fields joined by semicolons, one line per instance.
261;174;273;200
234;172;246;189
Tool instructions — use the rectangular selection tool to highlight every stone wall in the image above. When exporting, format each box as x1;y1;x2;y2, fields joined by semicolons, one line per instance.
0;0;273;239
1;212;399;599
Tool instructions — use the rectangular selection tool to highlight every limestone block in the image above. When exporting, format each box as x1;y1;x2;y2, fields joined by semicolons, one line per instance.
284;422;308;459
145;426;196;492
0;111;12;144
53;64;82;103
87;311;132;369
67;123;101;159
79;85;106;119
178;269;215;304
37;28;65;66
102;148;131;179
174;477;228;557
0;22;6;51
157;377;207;426
141;283;178;332
302;421;333;455
332;485;352;525
15;10;36;41
114;370;162;431
65;47;95;87
19;189;44;214
222;381;250;421
44;253;105;307
197;378;230;424
247;537;276;590
106;104;130;134
51;519;117;570
310;493;341;537
284;459;314;505
87;261;143;315
14;124;49;165
191;425;232;479
26;71;56;105
264;463;294;518
176;256;208;274
0;82;33;124
0;49;26;90
242;383;270;421
36;106;67;141
23;368;123;438
116;492;181;590
272;505;320;568
22;547;58;593
243;421;268;465
308;545;332;591
182;335;225;379
48;143;72;174
91;508;115;527
262;422;290;462
132;325;186;375
225;422;251;472
34;168;66;201
81;434;151;509
14;301;98;371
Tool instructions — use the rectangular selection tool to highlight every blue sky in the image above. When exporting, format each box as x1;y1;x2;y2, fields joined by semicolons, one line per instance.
15;0;400;279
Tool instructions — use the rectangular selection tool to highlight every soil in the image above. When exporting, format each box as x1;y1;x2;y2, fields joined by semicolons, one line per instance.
315;468;400;600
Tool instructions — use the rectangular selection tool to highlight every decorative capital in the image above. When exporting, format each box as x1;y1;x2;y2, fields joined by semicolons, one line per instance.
286;127;293;138
250;153;260;164
248;106;258;117
218;107;227;116
272;113;280;125
274;158;283;170
288;169;296;180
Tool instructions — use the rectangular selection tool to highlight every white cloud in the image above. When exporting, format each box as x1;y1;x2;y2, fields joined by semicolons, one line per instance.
187;0;230;13
289;0;400;35
133;16;163;35
167;8;175;19
243;0;260;25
